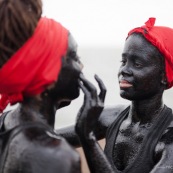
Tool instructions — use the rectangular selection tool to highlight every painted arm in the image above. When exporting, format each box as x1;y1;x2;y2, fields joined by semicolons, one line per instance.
55;108;113;147
56;105;127;147
150;131;173;173
75;73;118;173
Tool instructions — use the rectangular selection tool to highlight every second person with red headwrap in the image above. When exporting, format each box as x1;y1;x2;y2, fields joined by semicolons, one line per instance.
58;18;173;173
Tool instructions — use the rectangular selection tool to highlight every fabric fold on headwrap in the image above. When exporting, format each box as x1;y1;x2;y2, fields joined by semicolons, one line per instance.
128;17;173;89
0;17;68;112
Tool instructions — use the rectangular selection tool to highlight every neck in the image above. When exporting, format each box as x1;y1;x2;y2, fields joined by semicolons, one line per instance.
129;93;164;124
4;95;57;130
4;93;67;131
20;96;56;127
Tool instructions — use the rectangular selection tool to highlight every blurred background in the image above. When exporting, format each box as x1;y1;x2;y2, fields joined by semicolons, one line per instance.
42;1;173;172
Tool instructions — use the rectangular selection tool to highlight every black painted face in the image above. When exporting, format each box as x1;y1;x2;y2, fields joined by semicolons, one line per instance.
118;34;165;101
50;32;83;103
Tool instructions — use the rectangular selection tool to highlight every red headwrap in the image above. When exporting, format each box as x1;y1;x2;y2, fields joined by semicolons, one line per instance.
128;17;173;89
0;17;68;112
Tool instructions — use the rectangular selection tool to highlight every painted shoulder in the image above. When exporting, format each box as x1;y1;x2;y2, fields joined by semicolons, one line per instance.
0;125;81;173
99;104;129;129
160;107;173;145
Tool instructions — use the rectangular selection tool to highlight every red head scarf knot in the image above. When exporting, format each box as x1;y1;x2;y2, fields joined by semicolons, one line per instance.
144;17;156;30
128;17;173;89
0;17;68;112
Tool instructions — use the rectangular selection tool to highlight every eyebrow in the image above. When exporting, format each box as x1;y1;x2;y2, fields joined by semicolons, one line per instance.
122;53;141;60
122;53;127;58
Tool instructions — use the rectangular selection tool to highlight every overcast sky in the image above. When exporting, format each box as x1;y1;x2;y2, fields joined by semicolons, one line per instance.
42;0;173;48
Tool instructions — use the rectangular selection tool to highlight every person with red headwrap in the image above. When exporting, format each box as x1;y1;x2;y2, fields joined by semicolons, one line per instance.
0;0;107;172
56;17;173;173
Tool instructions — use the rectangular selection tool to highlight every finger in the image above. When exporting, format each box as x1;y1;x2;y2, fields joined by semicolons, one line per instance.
79;81;96;114
79;74;97;99
78;81;91;103
94;74;106;102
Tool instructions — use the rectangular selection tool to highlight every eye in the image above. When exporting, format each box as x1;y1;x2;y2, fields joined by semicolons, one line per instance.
68;51;78;62
69;51;77;58
134;62;142;68
68;51;82;65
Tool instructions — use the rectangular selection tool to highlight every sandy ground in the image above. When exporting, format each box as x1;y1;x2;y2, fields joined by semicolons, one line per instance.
76;139;105;173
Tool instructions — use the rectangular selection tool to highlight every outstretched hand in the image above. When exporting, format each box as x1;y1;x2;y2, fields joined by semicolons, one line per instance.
75;73;106;138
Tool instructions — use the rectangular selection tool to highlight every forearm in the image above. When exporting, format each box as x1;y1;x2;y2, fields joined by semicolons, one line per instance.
79;132;115;173
55;123;106;148
55;125;81;147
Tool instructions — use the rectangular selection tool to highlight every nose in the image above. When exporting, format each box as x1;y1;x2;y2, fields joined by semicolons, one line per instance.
119;65;132;77
80;62;84;70
78;57;84;70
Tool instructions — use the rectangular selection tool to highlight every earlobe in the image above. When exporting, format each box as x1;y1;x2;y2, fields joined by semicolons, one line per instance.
160;71;167;87
161;77;168;88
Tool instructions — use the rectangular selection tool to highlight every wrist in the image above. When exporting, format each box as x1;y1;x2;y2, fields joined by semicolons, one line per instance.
79;131;97;142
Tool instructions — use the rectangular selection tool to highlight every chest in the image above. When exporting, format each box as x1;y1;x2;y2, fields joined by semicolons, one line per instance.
112;121;151;170
111;119;166;171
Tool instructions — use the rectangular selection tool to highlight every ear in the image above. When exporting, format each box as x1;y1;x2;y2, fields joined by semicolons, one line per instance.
161;73;168;88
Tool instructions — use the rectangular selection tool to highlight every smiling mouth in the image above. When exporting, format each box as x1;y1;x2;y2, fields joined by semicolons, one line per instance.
119;80;133;88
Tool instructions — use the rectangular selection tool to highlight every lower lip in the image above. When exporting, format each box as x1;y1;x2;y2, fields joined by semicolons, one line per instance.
119;83;133;88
